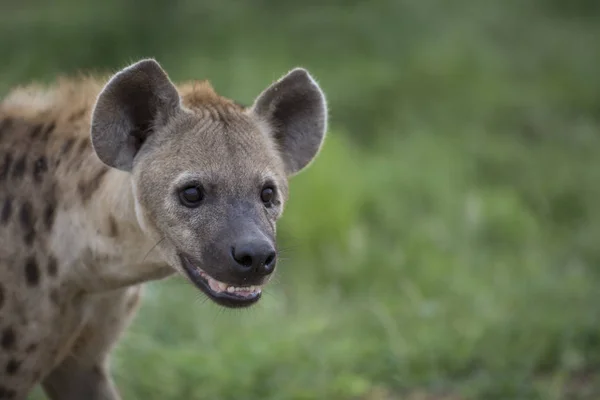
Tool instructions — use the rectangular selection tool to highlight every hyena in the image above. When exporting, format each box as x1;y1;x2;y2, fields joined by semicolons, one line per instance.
0;59;327;399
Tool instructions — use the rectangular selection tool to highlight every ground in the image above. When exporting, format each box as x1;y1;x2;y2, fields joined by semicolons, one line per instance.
2;0;600;399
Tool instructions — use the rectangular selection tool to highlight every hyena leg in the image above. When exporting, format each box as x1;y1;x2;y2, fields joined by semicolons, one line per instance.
42;286;142;400
42;359;120;400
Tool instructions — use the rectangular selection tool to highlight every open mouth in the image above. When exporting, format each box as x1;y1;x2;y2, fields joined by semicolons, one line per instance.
179;254;262;308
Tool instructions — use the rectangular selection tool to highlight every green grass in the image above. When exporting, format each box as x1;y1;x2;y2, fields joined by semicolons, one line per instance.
8;0;600;398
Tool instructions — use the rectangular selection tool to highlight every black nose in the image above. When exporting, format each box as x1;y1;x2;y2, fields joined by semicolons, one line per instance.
231;240;277;276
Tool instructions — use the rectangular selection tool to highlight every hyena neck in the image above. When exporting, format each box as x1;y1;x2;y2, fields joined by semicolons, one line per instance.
64;166;173;293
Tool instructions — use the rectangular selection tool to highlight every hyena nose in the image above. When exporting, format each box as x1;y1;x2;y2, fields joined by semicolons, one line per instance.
231;240;277;276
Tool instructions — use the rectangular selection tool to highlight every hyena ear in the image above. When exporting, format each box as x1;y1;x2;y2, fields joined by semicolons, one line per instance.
91;59;182;172
251;68;328;176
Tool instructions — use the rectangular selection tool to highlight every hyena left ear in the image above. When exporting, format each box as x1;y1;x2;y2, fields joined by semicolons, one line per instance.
251;68;328;176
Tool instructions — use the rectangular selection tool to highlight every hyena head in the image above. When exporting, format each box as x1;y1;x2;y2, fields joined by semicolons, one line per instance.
90;59;327;308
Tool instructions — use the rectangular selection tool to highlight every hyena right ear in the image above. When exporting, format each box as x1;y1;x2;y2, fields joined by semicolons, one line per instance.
90;59;182;172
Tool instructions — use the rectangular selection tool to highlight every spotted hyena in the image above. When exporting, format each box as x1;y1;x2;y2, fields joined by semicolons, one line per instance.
0;59;327;399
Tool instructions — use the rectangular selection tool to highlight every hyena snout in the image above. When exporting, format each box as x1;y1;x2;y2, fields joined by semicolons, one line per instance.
230;237;277;278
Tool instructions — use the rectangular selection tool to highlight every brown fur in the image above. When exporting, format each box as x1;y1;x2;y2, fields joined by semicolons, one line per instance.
0;59;327;399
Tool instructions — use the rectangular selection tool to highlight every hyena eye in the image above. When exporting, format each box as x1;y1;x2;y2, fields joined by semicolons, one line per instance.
179;186;204;208
260;186;275;207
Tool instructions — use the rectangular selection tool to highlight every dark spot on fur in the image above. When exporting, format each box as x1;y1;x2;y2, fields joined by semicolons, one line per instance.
19;202;35;244
11;155;26;179
77;137;90;153
29;124;43;139
0;385;16;398
1;197;12;224
0;118;14;140
92;365;106;378
47;256;58;277
24;256;40;286
72;290;84;306
108;215;119;237
33;369;43;382
41;122;56;141
43;183;57;231
69;108;86;122
78;168;108;203
33;156;48;182
44;202;56;231
19;202;34;231
23;230;36;245
0;153;13;181
0;284;4;310
1;327;15;350
5;359;20;375
26;343;37;353
60;138;75;155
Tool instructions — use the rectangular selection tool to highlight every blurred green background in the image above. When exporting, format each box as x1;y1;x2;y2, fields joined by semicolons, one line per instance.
2;0;600;398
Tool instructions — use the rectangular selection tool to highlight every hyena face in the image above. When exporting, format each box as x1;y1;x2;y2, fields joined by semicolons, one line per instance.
90;59;327;308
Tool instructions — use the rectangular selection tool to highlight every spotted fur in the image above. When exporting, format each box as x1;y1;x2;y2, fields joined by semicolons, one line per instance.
0;59;327;399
